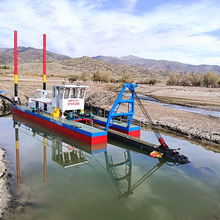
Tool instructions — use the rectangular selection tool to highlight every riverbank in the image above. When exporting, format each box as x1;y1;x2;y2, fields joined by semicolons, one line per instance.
0;147;11;219
132;101;220;145
0;76;219;144
88;94;220;145
134;85;220;145
135;84;220;111
86;83;220;145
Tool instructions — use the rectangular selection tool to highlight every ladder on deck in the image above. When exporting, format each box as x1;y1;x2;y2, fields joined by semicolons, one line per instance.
105;83;137;131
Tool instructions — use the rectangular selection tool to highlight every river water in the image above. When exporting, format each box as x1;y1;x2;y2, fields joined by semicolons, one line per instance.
135;94;220;118
0;116;220;220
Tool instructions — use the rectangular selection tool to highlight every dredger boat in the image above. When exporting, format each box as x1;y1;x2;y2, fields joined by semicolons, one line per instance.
11;31;189;164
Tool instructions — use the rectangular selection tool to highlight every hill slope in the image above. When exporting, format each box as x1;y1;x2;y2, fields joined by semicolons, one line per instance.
93;55;220;74
59;56;170;79
0;47;71;65
1;46;220;78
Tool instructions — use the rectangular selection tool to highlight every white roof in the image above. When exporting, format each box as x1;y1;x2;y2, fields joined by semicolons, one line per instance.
36;89;52;93
52;85;89;88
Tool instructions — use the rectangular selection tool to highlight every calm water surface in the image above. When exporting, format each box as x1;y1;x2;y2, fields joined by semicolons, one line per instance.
0;117;220;220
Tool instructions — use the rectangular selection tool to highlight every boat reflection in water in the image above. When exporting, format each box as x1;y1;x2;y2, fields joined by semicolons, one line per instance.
13;114;181;199
51;140;88;169
13;114;107;187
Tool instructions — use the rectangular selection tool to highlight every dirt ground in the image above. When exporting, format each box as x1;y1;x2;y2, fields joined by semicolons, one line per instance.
136;84;220;110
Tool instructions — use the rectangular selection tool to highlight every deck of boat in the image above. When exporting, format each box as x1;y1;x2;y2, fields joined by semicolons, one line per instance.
93;116;141;137
12;105;107;145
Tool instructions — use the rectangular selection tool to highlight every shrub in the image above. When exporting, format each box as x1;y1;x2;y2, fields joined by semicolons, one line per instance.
0;66;10;69
92;71;102;82
69;75;79;83
167;72;178;85
92;70;111;83
191;73;201;86
203;72;219;88
179;73;192;86
101;71;110;83
110;78;117;83
121;73;133;83
80;71;91;82
148;79;157;85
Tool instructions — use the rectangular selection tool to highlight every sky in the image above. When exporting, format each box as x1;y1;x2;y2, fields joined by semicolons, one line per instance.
1;0;220;65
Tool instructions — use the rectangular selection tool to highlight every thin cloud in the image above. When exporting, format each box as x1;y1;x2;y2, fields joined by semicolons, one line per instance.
120;0;138;11
0;0;220;65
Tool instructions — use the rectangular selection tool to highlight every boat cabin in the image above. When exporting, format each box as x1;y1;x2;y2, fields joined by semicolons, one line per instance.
52;85;89;114
28;84;89;115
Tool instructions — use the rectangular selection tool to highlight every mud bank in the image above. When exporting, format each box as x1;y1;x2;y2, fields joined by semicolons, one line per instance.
148;95;220;112
135;84;220;112
0;147;11;219
133;102;220;145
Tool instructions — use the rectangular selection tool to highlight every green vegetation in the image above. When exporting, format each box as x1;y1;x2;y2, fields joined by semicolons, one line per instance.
121;73;133;83
167;72;220;88
136;78;158;85
203;72;219;87
69;74;79;83
92;70;111;83
148;78;157;85
24;72;39;77
0;66;10;69
80;71;91;82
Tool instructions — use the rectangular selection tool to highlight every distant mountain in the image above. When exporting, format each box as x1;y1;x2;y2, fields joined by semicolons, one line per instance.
0;47;71;65
93;55;220;74
59;56;171;79
2;45;219;78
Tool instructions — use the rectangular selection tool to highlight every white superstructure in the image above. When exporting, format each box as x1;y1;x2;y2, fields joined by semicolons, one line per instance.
28;84;89;115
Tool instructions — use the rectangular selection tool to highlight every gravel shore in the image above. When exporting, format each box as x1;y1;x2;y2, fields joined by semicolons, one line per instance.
0;147;11;219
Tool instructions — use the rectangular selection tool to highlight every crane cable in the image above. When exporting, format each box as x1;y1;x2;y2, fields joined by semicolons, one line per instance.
95;85;122;117
134;92;169;150
94;85;122;107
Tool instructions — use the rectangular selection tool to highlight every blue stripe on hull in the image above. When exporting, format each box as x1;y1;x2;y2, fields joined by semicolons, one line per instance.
93;118;141;132
13;106;107;137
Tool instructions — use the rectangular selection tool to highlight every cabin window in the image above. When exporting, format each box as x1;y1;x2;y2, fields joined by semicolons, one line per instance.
56;87;59;97
35;91;40;98
70;88;79;98
60;88;64;99
64;88;70;99
79;88;85;99
53;87;56;98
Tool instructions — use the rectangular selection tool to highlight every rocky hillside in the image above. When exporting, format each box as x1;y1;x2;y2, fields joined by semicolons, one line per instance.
2;46;219;79
0;47;71;65
93;55;220;74
59;56;171;79
0;54;186;80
